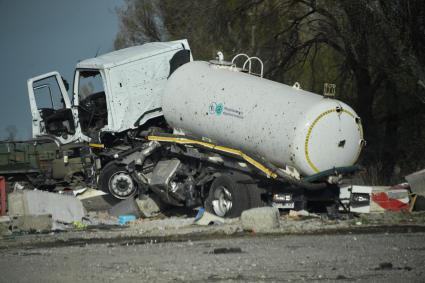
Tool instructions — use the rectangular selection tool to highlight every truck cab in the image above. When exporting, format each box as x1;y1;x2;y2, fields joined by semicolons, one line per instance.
27;40;192;145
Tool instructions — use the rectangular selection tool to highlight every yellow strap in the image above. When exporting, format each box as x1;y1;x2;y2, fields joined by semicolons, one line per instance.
147;135;278;179
89;143;105;149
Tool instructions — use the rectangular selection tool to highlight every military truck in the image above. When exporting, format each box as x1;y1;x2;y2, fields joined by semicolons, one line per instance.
0;139;91;190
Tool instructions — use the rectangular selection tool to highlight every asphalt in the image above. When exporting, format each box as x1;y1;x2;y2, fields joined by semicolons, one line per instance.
1;232;424;282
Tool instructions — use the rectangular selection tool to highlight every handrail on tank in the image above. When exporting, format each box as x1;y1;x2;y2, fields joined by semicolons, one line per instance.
231;53;250;70
242;57;264;78
231;54;264;77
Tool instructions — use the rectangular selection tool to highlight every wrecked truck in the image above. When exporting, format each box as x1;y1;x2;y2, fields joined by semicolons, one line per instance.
27;39;365;217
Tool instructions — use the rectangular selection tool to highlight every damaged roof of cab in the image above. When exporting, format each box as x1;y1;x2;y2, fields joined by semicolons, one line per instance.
76;40;188;70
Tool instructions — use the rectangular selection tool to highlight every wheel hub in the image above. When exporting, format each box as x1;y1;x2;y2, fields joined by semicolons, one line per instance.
212;186;233;217
109;172;135;198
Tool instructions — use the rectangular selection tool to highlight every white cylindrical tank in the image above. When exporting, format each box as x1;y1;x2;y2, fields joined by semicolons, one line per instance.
162;61;364;176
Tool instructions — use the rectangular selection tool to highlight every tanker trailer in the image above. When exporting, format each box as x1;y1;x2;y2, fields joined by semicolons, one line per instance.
161;61;364;176
138;58;365;217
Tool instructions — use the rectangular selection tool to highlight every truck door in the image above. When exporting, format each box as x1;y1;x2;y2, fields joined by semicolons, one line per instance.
27;71;81;144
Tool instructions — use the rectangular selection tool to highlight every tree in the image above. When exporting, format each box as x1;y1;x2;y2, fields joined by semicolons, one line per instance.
115;0;425;183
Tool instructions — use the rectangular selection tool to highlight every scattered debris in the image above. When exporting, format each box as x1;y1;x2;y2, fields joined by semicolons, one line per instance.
8;190;85;230
194;208;226;225
70;187;88;197
209;247;243;254
80;192;120;212
339;185;410;213
72;221;87;230
288;210;320;219
108;198;141;218
135;195;162;218
405;169;425;194
241;207;280;232
118;215;137;225
371;185;410;212
11;214;53;232
77;188;107;200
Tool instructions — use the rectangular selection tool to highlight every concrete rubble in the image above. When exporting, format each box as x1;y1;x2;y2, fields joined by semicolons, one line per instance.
8;190;86;231
108;197;141;218
241;207;280;232
135;195;162;218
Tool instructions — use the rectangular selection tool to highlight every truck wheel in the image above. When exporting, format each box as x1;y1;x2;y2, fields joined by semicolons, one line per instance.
205;173;250;218
99;163;137;199
248;185;267;208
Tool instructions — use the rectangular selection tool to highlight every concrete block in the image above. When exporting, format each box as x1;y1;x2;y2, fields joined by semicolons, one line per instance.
406;169;425;194
8;190;86;224
109;198;141;218
241;207;280;232
136;195;161;218
10;215;53;232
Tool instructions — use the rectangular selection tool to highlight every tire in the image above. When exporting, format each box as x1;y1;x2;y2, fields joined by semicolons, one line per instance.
248;185;267;208
205;173;251;218
99;163;137;199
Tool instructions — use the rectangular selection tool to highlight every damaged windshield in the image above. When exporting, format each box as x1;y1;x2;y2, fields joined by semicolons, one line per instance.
77;70;107;139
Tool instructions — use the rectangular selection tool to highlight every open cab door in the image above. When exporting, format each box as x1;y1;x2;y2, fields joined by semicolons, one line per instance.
28;71;83;145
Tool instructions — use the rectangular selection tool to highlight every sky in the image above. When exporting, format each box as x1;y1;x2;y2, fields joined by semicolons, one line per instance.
0;0;124;139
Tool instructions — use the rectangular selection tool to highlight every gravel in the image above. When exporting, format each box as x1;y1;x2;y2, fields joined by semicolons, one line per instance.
1;232;424;282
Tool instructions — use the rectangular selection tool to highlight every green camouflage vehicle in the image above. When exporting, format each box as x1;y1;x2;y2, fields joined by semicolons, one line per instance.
0;139;92;190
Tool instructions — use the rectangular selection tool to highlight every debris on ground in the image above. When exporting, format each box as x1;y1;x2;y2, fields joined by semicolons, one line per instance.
288;209;321;219
8;190;85;230
0;168;424;238
194;208;226;225
339;184;410;213
11;214;53;232
241;207;280;232
135;195;162;218
108;197;141;218
77;188;107;200
209;247;243;254
118;215;137;225
72;221;87;230
405;169;425;194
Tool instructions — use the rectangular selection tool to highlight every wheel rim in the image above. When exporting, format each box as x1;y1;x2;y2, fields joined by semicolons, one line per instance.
109;171;135;199
211;186;233;217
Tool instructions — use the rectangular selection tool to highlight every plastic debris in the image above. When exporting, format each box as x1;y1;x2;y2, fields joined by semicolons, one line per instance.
118;215;136;225
194;208;226;225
